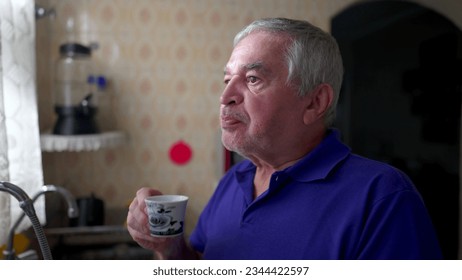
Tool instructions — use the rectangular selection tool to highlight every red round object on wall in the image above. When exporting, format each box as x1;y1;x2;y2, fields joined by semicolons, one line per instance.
169;140;193;165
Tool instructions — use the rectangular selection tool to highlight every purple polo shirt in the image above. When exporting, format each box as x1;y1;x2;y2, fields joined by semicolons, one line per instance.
189;130;442;259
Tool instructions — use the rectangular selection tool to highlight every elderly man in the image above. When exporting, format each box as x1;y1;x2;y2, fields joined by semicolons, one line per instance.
127;18;442;260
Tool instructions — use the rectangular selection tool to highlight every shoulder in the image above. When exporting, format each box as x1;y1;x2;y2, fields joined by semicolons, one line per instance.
346;154;414;186
337;153;422;205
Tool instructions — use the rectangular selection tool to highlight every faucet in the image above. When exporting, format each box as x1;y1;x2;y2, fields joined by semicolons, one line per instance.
3;184;79;259
0;182;53;260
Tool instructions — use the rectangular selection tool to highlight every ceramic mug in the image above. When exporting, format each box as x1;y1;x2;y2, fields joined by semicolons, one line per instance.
145;195;188;237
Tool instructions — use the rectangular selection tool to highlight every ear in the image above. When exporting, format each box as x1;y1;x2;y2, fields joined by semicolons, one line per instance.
303;83;334;125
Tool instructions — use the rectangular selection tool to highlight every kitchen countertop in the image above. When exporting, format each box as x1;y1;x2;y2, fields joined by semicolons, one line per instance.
45;225;132;245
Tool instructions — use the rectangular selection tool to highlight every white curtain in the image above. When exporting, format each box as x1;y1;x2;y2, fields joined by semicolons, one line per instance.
0;0;44;245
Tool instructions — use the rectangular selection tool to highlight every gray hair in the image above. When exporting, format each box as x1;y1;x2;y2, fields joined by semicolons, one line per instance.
234;18;344;126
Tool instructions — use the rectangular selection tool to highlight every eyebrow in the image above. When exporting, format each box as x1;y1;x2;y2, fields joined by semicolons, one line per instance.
243;61;264;71
223;61;265;75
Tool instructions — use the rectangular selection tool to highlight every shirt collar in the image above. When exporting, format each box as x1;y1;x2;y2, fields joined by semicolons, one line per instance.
233;128;351;183
286;128;350;182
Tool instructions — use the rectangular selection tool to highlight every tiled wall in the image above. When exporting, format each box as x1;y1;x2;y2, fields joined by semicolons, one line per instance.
35;0;461;237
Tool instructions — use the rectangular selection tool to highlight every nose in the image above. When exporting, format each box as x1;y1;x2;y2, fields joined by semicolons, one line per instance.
220;78;244;106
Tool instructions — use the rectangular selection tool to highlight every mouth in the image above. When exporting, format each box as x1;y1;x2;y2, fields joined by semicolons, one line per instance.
221;116;241;130
220;112;246;130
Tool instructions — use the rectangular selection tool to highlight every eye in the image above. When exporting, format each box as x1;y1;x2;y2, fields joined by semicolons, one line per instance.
247;76;259;84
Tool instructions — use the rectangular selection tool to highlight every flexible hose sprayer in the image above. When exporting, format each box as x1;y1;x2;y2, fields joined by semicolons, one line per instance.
0;182;53;260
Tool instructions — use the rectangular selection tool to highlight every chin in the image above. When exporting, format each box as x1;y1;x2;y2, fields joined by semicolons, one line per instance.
222;135;239;152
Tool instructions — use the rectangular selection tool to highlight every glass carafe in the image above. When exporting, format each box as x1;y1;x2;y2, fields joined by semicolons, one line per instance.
52;43;99;135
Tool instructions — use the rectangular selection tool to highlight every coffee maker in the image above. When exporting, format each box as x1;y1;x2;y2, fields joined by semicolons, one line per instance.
52;43;99;135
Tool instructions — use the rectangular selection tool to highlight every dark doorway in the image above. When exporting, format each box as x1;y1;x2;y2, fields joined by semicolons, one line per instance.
332;1;461;259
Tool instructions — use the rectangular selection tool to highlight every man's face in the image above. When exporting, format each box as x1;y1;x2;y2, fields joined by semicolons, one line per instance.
220;31;307;160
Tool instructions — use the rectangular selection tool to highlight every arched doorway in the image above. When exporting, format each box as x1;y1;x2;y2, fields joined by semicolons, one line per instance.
332;1;461;259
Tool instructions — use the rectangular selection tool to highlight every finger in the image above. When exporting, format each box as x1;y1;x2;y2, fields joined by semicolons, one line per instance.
127;197;148;234
137;188;163;201
128;206;149;233
127;188;164;239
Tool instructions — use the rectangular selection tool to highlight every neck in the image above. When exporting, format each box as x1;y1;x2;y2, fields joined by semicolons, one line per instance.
253;165;274;198
250;127;328;199
252;156;301;199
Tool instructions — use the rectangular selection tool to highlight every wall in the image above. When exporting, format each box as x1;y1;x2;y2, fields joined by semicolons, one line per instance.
34;0;461;241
